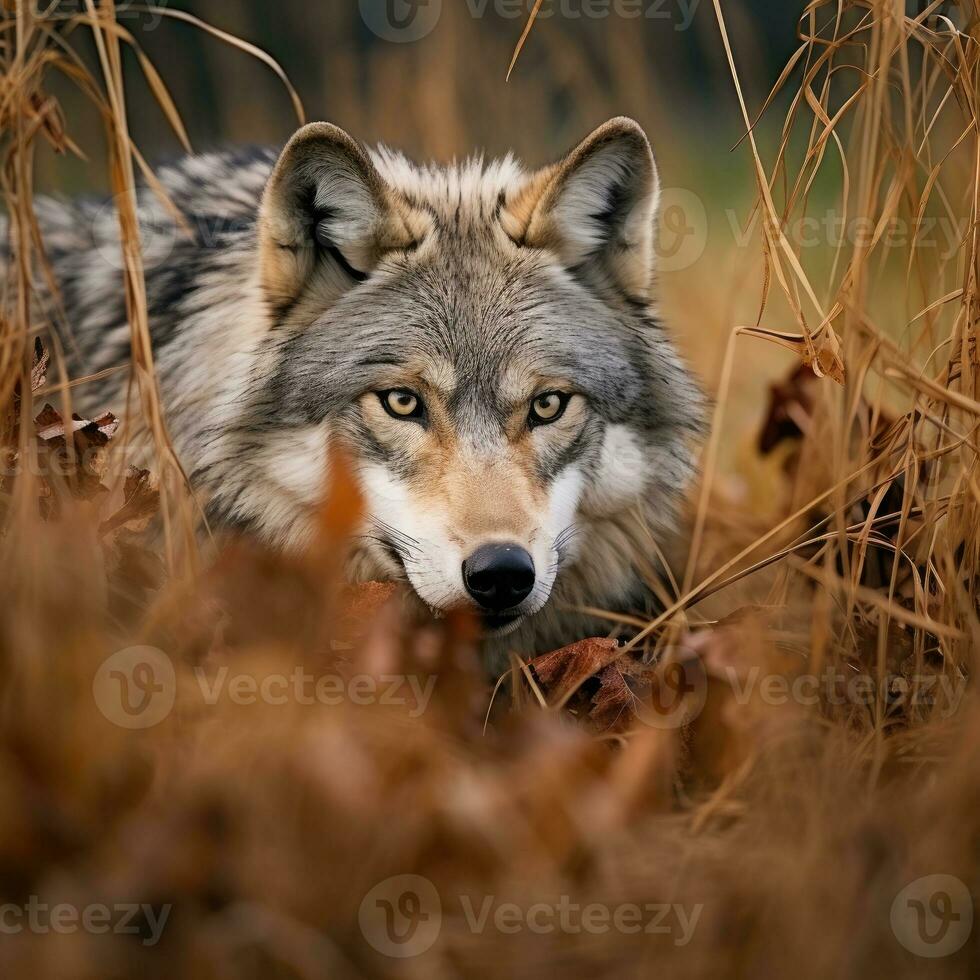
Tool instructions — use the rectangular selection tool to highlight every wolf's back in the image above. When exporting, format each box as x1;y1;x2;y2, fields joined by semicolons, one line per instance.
1;147;285;541
12;147;278;416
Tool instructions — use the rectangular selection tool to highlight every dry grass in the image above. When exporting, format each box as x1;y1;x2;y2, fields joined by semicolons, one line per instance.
1;1;979;977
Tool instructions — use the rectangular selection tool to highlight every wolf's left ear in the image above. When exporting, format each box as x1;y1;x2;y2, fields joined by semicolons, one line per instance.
258;123;419;318
502;117;660;301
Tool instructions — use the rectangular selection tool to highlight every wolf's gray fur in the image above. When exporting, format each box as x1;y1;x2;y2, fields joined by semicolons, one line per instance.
21;118;704;664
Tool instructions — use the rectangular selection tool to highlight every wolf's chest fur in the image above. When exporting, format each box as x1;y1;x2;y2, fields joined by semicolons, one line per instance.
33;118;704;662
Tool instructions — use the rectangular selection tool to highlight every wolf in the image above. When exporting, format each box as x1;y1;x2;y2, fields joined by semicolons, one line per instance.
25;117;704;664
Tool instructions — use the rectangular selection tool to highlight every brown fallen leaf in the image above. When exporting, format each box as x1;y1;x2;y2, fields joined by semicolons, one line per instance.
34;404;119;445
530;637;621;707
100;466;160;537
32;403;119;513
528;638;708;736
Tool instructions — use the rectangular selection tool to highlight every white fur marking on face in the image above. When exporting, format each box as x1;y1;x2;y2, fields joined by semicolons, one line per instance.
524;466;584;612
358;462;468;611
358;461;585;619
545;467;584;545
582;425;650;517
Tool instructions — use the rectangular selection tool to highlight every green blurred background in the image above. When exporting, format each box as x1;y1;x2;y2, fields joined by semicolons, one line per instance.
40;0;805;189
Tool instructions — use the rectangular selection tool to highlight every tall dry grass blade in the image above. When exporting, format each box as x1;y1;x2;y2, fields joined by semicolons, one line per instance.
507;0;545;80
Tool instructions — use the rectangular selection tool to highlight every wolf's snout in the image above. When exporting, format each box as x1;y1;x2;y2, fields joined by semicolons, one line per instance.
462;544;536;612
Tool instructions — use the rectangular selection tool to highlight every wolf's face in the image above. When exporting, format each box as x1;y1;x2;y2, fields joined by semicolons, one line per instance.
251;118;702;639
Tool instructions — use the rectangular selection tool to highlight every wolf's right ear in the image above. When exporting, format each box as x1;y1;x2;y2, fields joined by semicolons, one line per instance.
501;118;660;301
258;123;419;319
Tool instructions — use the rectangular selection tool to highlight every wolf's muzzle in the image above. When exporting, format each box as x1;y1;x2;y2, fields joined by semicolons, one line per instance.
462;544;535;613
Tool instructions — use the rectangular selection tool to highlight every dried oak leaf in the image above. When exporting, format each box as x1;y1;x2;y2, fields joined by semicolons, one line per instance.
589;661;646;734
34;404;119;445
100;467;160;537
33;403;119;508
530;638;659;735
530;638;621;704
19;402;119;518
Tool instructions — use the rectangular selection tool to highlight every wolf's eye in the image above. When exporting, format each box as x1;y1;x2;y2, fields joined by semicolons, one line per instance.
529;392;570;427
380;389;424;420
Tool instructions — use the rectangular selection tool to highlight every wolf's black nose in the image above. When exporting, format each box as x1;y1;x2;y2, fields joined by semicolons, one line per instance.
463;544;536;612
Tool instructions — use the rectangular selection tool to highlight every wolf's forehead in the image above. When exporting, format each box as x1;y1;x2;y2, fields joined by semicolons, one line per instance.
359;283;638;409
371;149;526;230
378;314;585;389
364;251;640;403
